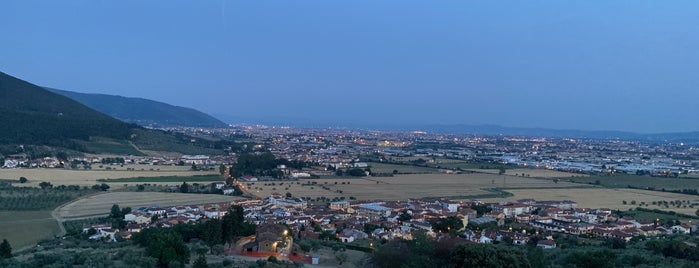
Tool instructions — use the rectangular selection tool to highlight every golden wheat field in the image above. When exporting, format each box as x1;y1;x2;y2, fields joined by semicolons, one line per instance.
56;192;246;219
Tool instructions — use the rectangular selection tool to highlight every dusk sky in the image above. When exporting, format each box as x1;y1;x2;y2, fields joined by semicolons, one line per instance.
1;1;698;133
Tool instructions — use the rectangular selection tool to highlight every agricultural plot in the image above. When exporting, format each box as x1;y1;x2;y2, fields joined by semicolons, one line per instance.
563;175;699;191
463;168;586;178
0;211;59;250
57;192;245;219
0;167;216;188
368;163;438;174
246;173;582;201
483;188;699;216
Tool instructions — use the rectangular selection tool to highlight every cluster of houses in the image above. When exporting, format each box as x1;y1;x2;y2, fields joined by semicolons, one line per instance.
1;154;231;169
82;194;697;253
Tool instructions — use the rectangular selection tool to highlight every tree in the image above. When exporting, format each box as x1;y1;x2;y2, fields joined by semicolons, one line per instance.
398;210;412;222
564;250;617;268
39;181;53;189
431;216;464;234
18;177;27;183
95;183;110;191
222;205;246;247
0;239;11;258
192;254;208;268
133;228;190;266
110;204;122;219
180;182;190;193
451;244;531;268
203;219;222;253
498;168;506;175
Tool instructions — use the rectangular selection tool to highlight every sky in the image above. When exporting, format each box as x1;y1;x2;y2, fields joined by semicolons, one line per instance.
1;1;698;133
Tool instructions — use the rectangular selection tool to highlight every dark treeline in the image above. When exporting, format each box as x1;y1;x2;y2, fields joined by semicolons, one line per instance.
229;152;309;178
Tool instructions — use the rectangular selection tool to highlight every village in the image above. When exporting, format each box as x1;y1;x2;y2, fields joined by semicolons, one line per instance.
82;189;697;264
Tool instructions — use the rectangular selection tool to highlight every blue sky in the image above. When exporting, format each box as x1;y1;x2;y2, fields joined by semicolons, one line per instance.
1;1;698;133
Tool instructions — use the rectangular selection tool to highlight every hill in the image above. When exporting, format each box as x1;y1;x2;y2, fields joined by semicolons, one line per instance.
48;88;227;128
0;71;236;156
0;71;136;151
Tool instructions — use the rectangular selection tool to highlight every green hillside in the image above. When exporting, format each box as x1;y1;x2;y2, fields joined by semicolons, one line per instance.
0;71;236;156
48;88;227;128
0;71;137;150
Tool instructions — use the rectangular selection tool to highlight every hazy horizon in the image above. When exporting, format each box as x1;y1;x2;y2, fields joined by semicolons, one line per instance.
2;1;698;133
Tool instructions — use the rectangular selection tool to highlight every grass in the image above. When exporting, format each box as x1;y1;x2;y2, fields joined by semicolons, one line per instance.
98;174;223;183
75;137;144;155
0;210;59;250
425;188;513;200
564;174;699;191
621;207;699;222
368;163;438;174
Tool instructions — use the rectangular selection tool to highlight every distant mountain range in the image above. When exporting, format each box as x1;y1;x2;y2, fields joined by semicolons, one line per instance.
48;88;227;128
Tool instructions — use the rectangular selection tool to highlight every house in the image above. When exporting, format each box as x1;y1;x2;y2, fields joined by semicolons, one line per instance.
355;203;392;218
124;213;152;224
492;203;532;218
181;155;210;165
338;228;368;243
330;201;350;210
672;224;691;234
82;223;112;234
212;182;226;190
537;240;557;249
147;207;167;215
240;175;259;182
254;224;288;253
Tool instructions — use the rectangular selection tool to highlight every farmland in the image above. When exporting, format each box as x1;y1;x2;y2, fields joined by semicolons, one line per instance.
483;188;699;215
245;173;585;201
0;210;59;250
367;162;439;174
98;174;222;183
56;192;245;220
560;174;699;191
0;166;216;188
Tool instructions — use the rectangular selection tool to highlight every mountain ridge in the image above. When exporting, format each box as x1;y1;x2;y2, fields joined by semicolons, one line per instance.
48;88;227;128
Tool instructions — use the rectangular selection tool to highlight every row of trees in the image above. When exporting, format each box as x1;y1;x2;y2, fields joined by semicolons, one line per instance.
0;183;96;210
